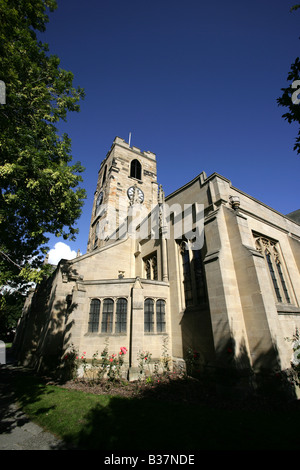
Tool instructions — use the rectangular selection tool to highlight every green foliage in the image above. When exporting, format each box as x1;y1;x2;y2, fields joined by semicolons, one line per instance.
285;328;300;387
277;57;300;154
161;335;171;372
277;6;300;154
62;342;129;382
0;289;25;340
185;347;201;376
290;4;300;12
0;0;86;286
137;350;152;378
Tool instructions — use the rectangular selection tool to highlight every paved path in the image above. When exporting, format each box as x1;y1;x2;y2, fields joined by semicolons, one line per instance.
0;354;66;450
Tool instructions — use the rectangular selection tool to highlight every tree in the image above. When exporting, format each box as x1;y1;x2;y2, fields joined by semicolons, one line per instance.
0;289;25;341
277;5;300;154
0;0;86;287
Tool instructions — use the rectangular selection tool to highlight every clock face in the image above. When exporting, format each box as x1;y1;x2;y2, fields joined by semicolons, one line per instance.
127;186;144;203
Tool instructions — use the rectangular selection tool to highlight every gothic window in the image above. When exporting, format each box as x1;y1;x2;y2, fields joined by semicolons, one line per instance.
144;253;158;280
145;259;151;279
276;262;291;304
255;235;291;305
193;249;207;304
265;251;282;302
115;298;127;333
130;159;142;180
156;299;166;332
88;299;100;333
180;242;193;307
179;241;207;308
101;298;114;333
144;298;154;332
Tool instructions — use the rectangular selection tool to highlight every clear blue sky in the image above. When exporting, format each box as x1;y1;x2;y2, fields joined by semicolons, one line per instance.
41;0;300;259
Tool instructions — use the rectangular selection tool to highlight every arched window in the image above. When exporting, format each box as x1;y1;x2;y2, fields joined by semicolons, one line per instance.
156;299;166;332
143;253;158;280
193;249;207;304
179;241;207;308
102;165;107;185
255;235;291;305
130;159;142;180
180;243;193;307
144;298;154;332
145;259;151;280
265;250;282;303
88;299;100;333
101;298;114;333
115;298;127;333
276;261;291;303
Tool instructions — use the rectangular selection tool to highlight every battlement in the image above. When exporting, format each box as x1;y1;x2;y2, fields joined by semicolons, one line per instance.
113;136;156;160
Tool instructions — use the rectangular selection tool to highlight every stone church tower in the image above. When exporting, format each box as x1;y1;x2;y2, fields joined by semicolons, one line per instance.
87;137;158;251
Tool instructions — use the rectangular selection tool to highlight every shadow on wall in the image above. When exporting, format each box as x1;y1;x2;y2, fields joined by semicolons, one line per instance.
181;313;297;402
13;264;78;373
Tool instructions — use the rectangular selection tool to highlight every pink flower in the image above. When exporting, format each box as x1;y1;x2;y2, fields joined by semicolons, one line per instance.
120;347;127;355
109;358;113;362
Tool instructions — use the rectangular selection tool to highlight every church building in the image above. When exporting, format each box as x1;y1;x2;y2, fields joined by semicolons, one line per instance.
14;136;300;380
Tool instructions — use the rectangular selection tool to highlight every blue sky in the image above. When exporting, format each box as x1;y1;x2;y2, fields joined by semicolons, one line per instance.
41;0;300;261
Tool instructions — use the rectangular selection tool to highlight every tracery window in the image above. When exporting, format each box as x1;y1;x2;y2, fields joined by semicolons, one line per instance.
144;253;158;280
181;243;193;307
179;241;207;308
193;248;206;304
255;235;291;304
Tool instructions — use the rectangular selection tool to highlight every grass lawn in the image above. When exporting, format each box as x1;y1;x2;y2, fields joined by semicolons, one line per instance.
12;372;300;451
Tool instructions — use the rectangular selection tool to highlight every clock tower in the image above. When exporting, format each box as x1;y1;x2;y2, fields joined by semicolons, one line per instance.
87;137;158;252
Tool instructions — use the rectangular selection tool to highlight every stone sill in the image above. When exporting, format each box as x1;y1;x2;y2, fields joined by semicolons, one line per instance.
277;304;300;315
144;332;168;336
84;332;127;337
